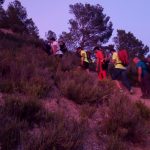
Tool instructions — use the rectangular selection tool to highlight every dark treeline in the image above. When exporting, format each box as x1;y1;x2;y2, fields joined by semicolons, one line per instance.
0;0;39;39
0;0;149;58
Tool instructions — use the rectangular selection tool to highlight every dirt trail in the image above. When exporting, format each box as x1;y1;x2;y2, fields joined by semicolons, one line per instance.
128;87;150;108
127;87;150;150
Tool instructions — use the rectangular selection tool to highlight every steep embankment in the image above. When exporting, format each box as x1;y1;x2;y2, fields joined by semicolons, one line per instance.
0;32;150;150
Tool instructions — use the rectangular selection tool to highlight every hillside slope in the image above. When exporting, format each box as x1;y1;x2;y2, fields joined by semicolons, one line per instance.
0;33;150;150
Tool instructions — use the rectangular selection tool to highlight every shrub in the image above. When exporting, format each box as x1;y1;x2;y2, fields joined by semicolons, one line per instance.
0;95;85;150
0;50;16;93
0;80;14;93
3;95;43;126
24;76;53;98
45;55;62;73
101;94;149;143
80;104;96;119
106;135;126;150
57;70;114;104
22;113;85;150
0;32;23;50
60;52;80;72
135;101;150;120
0;45;55;96
0;118;22;150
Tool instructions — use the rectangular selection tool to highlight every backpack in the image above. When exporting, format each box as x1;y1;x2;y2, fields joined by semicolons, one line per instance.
60;43;68;53
118;49;129;66
86;51;91;62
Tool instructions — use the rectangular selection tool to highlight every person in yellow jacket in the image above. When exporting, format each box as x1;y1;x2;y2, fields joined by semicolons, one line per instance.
110;49;133;94
76;47;89;73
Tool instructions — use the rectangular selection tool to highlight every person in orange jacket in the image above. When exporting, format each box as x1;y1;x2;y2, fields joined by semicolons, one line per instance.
94;46;107;80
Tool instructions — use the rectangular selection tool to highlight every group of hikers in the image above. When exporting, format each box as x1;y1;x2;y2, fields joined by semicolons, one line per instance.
44;37;150;99
76;46;150;99
44;37;68;56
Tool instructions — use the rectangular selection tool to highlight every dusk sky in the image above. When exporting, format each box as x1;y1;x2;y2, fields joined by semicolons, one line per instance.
4;0;150;47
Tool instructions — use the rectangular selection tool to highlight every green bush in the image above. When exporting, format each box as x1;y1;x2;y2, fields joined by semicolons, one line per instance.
24;76;53;98
43;55;62;73
57;70;114;104
135;101;150;120
0;45;55;97
0;80;14;93
0;32;23;50
22;117;85;150
102;94;149;143
0;118;22;150
0;103;24;150
106;135;126;150
3;95;46;126
80;104;96;119
0;32;88;149
0;95;85;150
60;52;80;71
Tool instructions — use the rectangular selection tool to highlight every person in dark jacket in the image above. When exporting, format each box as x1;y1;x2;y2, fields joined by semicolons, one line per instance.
133;57;150;99
59;40;68;53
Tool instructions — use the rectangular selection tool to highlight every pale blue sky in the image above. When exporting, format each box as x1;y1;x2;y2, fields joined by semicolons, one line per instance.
4;0;150;47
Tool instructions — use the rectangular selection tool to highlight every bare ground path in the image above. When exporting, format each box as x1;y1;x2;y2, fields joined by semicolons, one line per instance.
127;87;150;150
128;87;150;108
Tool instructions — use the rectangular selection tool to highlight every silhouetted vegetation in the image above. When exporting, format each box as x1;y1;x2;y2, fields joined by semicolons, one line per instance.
0;0;39;38
56;70;114;104
114;30;149;58
0;95;85;150
60;3;113;51
0;1;150;150
98;94;150;149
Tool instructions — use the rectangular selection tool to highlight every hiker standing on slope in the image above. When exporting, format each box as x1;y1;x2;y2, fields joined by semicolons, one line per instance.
59;40;68;54
110;49;133;94
76;47;90;73
94;46;107;80
133;57;150;99
50;37;63;57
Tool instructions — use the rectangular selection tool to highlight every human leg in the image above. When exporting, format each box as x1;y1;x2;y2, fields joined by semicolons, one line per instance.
115;80;123;91
84;61;90;73
98;71;103;80
110;68;123;91
101;70;107;79
121;70;132;92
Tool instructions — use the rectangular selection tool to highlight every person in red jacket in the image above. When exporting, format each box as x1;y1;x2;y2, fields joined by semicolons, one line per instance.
94;46;107;80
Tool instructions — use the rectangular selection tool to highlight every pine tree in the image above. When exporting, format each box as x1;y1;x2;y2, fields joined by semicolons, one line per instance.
45;30;57;41
60;3;113;51
114;30;149;58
